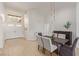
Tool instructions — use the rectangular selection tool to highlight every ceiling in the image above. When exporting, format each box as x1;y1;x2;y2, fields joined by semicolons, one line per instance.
4;2;75;15
4;2;52;13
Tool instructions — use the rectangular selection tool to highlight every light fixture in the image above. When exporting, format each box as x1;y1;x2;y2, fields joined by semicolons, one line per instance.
50;2;55;22
49;2;55;33
53;2;55;21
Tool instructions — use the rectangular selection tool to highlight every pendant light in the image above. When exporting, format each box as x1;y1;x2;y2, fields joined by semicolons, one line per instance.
53;2;55;21
50;2;55;22
50;2;55;33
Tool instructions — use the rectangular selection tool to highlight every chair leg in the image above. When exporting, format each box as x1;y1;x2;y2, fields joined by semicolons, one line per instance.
50;53;52;56
42;48;45;54
38;45;39;50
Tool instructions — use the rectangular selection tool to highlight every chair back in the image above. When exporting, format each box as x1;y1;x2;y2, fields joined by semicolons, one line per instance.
72;37;79;55
42;37;52;51
36;34;43;47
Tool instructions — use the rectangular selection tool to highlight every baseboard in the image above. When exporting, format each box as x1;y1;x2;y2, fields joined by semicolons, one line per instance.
5;37;25;40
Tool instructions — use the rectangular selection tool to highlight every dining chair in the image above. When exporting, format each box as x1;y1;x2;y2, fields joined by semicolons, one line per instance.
42;36;57;56
36;34;44;52
59;37;79;56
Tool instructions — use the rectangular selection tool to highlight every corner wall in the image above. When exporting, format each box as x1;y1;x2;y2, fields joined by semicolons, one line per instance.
0;3;5;48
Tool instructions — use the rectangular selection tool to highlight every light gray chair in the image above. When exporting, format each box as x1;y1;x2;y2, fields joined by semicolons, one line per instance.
36;34;44;51
42;36;57;55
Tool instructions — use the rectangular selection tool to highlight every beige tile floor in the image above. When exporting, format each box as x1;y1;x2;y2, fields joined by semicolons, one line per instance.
0;38;57;56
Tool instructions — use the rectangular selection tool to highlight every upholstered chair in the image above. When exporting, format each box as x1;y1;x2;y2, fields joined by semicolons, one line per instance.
59;37;79;56
36;34;44;52
42;36;57;55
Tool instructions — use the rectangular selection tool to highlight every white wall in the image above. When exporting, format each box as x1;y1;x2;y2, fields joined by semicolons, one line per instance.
0;3;5;48
76;3;79;37
25;8;51;40
74;3;79;55
26;9;44;40
76;3;79;48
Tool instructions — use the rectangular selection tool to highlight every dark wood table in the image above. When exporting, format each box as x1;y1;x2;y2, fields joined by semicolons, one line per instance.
53;38;69;45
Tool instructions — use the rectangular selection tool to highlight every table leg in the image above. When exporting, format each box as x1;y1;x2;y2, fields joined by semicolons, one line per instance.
57;44;61;56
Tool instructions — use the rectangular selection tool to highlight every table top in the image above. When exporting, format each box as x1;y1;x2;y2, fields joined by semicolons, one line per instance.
53;38;69;45
43;35;69;45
